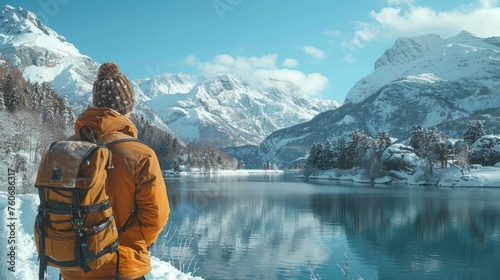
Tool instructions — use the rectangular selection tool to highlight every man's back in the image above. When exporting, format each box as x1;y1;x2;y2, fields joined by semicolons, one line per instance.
60;62;169;280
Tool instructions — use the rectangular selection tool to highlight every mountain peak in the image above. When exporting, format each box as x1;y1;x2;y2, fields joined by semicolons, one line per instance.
446;30;481;45
203;73;245;92
0;5;97;108
346;31;499;105
374;34;444;69
0;5;84;68
455;30;477;39
0;5;67;43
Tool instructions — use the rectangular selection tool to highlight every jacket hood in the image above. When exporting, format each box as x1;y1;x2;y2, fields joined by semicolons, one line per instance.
75;107;138;140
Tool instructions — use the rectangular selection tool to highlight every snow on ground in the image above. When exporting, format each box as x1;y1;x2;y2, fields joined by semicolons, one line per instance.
0;192;204;280
307;165;500;188
438;165;500;187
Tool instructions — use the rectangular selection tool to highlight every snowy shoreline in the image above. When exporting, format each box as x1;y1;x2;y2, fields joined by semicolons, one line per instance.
163;169;285;177
0;192;204;280
163;166;500;188
304;165;500;188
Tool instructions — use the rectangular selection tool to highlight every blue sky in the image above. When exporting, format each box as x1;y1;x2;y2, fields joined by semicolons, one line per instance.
10;0;500;102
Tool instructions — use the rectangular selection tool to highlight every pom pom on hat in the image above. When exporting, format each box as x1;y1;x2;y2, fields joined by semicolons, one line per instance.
92;62;135;115
97;62;120;80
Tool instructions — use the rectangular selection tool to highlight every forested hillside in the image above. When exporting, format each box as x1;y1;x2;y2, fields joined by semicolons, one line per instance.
0;59;71;193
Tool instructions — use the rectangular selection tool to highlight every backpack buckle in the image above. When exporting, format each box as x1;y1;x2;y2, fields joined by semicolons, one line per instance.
70;208;83;232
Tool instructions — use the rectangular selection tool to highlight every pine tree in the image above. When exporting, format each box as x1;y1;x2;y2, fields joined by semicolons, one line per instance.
410;125;444;158
434;142;448;168
41;86;55;122
57;95;76;129
237;160;245;170
319;140;336;170
172;138;180;153
376;131;392;156
347;130;372;168
165;133;173;151
209;149;217;170
409;125;424;152
217;155;224;170
463;121;486;149
0;89;5;110
3;69;19;111
306;143;323;168
173;160;180;172
22;84;30;108
203;156;210;172
337;138;349;170
30;82;41;110
410;126;445;176
6;88;19;111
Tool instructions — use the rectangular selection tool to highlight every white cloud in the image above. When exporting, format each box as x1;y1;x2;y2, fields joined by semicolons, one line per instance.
340;0;500;54
323;30;341;37
184;54;197;66
385;0;414;6
341;53;358;63
479;0;497;8
301;46;326;59
282;58;298;67
197;54;278;77
187;54;328;98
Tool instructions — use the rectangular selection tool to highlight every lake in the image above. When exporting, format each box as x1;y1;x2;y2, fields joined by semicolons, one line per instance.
152;173;500;280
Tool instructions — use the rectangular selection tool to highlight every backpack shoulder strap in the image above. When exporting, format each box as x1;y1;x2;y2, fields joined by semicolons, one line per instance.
104;137;143;233
118;204;138;233
106;137;144;147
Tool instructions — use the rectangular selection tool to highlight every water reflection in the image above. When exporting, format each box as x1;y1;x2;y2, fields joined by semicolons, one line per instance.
157;175;500;280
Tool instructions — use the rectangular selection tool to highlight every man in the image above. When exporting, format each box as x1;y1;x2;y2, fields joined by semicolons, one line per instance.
61;62;170;280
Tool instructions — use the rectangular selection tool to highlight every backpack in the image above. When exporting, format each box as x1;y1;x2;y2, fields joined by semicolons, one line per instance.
34;132;137;280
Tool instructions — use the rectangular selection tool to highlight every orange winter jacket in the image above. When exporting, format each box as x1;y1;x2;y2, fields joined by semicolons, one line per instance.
61;108;169;280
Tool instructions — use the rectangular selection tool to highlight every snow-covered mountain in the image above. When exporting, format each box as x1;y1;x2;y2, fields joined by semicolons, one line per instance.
0;5;97;110
256;32;500;167
1;5;339;148
133;72;200;100
136;73;339;146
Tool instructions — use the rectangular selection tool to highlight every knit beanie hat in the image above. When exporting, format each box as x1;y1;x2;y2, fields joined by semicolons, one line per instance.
92;62;135;115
